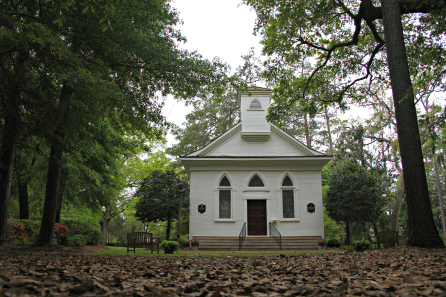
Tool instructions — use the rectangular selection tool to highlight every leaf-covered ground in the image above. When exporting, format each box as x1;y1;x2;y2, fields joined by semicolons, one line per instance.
0;245;445;296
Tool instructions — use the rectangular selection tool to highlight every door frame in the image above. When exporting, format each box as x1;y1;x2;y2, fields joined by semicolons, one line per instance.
243;195;271;236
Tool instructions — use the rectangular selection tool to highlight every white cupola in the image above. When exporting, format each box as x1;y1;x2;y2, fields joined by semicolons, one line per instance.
237;87;272;142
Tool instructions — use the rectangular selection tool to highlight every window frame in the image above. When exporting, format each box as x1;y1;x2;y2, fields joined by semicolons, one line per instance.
215;175;235;222
279;175;300;221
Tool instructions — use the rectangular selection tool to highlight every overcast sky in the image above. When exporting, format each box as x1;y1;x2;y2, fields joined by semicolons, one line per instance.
162;0;262;144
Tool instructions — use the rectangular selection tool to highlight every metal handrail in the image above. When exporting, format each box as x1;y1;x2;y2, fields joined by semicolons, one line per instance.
239;222;246;251
269;222;282;250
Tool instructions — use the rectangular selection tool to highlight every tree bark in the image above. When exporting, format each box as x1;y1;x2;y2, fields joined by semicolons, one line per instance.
166;214;172;241
0;93;21;244
390;172;405;232
38;84;72;246
101;210;110;246
372;222;381;249
17;173;30;220
433;153;446;241
55;166;68;223
324;105;333;153
303;112;311;148
345;221;350;245
381;0;443;247
0;53;27;245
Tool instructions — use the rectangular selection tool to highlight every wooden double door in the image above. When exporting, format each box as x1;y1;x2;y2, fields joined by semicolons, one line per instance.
247;200;267;235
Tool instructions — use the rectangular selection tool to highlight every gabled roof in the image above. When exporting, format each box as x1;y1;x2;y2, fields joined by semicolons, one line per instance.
182;122;329;158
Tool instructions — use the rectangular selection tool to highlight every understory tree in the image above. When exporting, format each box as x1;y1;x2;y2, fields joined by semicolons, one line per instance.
134;170;189;240
325;161;386;245
246;0;445;247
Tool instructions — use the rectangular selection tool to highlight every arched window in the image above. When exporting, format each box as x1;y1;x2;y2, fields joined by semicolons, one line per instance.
219;176;232;219
282;175;295;218
249;174;264;187
249;98;262;110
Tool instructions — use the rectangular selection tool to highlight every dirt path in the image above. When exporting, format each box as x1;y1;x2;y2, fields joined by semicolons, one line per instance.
0;245;445;296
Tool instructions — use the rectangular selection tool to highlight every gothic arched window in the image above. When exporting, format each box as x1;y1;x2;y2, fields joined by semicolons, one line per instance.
282;175;295;218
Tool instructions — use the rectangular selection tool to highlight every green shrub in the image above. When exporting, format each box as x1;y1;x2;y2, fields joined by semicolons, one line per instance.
57;234;70;246
351;239;371;252
169;235;190;248
69;234;87;247
343;245;355;251
6;219;28;244
160;240;180;251
21;220;41;238
326;238;341;248
62;219;101;245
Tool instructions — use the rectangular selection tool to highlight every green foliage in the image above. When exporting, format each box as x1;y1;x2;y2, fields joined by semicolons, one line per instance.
190;239;200;247
20;220;41;239
325;161;385;225
1;0;229;245
160;240;180;251
69;235;87;247
6;219;70;246
62;219;101;245
323;206;344;241
134;169;189;239
168;235;189;248
350;240;372;252
57;234;70;246
6;220;28;244
326;239;341;248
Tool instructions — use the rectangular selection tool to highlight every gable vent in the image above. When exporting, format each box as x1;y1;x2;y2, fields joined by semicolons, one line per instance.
249;175;264;187
249;98;262;110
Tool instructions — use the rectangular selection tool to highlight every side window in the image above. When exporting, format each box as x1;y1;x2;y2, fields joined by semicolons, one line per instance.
282;176;295;218
219;176;232;219
249;98;262;110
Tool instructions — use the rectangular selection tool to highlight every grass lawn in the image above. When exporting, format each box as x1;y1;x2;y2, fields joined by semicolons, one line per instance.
96;246;344;257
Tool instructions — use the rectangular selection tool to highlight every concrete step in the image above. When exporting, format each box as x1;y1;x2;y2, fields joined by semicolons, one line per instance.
192;236;322;251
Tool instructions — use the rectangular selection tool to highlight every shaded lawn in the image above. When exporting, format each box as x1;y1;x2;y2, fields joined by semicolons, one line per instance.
100;246;343;258
0;245;445;296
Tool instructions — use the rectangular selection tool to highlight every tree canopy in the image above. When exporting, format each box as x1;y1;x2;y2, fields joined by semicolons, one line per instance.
134;169;188;240
246;0;445;247
0;0;227;245
326;161;386;244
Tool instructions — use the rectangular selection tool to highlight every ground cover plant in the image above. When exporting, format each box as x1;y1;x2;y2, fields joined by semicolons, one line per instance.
0;245;445;296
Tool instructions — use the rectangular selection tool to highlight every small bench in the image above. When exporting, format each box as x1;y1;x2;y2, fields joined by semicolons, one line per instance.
127;232;160;253
370;230;399;249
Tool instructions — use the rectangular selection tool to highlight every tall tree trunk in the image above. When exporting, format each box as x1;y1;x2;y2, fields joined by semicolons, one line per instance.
324;105;333;153
372;222;381;249
166;214;172;241
433;153;446;241
0;94;21;244
390;172;405;232
17;173;30;220
303;112;311;148
101;210;110;246
381;0;444;247
55;166;68;223
38;84;72;246
345;221;350;246
0;53;27;245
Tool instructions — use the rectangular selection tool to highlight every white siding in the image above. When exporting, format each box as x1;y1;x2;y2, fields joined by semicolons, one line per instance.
240;95;270;134
189;168;325;239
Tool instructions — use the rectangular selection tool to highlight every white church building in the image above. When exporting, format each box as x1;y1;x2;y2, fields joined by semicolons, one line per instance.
180;88;331;250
